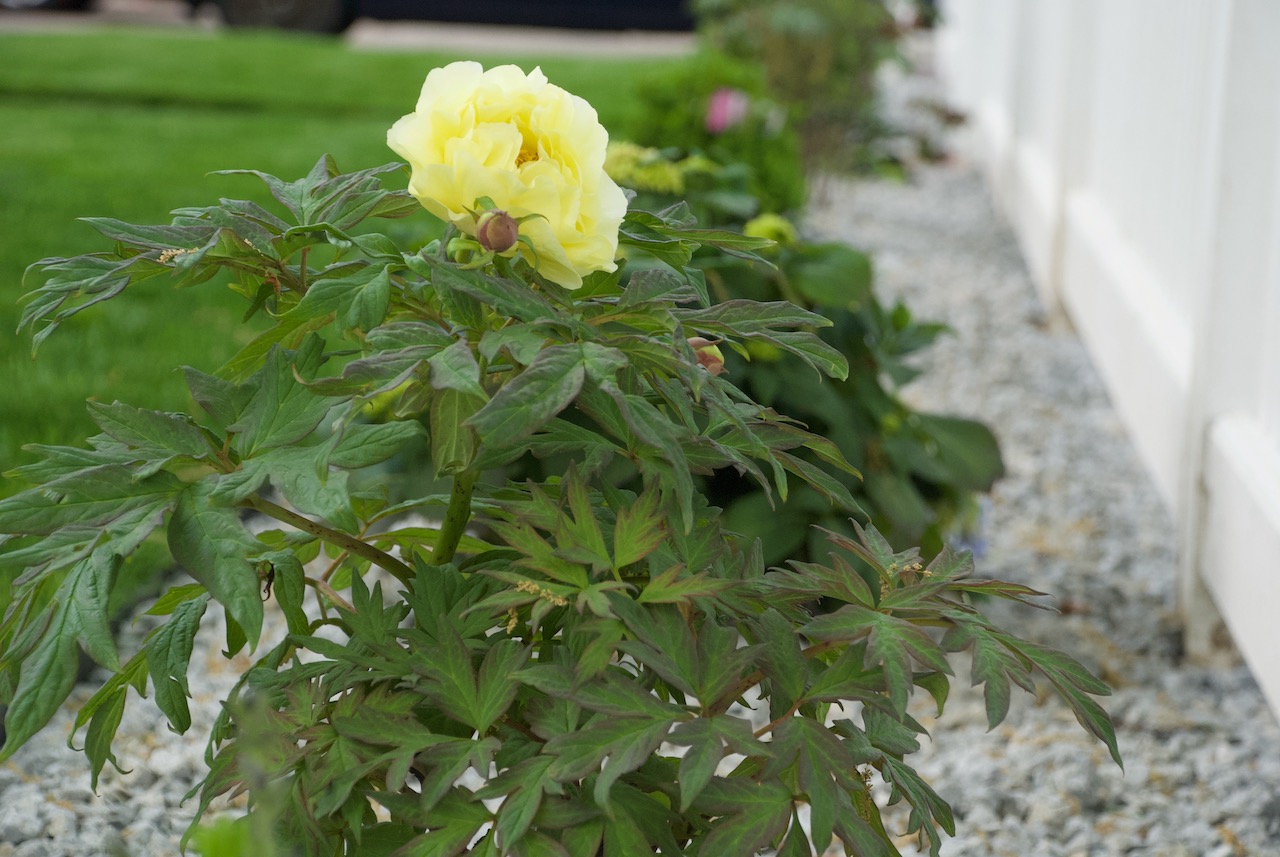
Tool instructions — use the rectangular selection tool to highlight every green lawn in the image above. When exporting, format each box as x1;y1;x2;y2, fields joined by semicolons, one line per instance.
0;27;681;486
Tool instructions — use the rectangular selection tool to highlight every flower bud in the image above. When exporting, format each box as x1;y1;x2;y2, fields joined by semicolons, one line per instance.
475;209;520;254
687;337;726;376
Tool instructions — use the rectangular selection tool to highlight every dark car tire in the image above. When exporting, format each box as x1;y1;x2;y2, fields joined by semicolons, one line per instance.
0;0;92;9
215;0;355;32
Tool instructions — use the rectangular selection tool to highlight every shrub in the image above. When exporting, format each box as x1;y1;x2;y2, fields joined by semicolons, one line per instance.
0;62;1115;856
693;0;902;175
630;52;808;216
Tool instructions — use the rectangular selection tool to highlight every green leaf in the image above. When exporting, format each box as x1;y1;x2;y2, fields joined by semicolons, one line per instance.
295;264;394;333
881;755;955;856
84;687;127;791
491;756;555;848
479;324;552;366
510;831;572;857
80;217;214;249
145;593;210;734
802;605;952;715
145;583;208;616
776;717;859;854
213;444;357;533
777;812;814;857
467;345;585;450
544;714;676;811
304;346;432;397
0;465;182;536
883;414;1004;492
755;609;807;711
474;639;531;734
328;420;425;470
1000;635;1121;766
397;789;492;857
635;565;734;605
231;335;333;455
418;628;526;733
217;309;333;384
19;253;165;352
611;485;666;568
183;367;254;431
168;484;264;647
430;389;484;477
61;551;121;670
914;671;950;717
413;255;563;324
428;339;488;399
666;716;759;812
86;401;211;460
690;778;792;856
787;242;873;309
0;604;79;762
255;550;308;636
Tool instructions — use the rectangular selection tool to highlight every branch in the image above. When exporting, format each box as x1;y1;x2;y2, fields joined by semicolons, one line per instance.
242;496;414;585
305;575;356;614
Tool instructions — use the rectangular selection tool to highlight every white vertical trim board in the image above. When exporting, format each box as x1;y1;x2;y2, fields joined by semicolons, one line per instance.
1200;413;1280;713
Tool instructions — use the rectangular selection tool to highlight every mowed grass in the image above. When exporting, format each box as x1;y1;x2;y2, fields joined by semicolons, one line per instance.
0;27;682;486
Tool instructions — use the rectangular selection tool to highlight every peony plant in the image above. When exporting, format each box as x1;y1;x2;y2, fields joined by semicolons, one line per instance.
0;62;1118;856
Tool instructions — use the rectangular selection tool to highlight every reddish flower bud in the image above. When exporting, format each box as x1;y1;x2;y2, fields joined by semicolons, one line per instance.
475;209;520;254
687;336;726;376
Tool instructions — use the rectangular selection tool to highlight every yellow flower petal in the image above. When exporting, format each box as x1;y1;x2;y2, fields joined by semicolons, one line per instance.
388;61;627;289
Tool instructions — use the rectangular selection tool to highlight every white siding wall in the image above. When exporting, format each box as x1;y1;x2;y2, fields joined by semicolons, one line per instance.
938;0;1280;713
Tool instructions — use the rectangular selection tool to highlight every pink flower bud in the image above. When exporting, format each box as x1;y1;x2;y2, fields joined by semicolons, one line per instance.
705;87;750;135
475;209;520;254
687;336;726;376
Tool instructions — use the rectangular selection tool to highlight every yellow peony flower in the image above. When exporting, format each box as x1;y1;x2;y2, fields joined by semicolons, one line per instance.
387;61;628;290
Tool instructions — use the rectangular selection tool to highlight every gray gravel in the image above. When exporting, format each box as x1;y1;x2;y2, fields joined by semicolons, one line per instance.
802;48;1280;857
5;33;1280;857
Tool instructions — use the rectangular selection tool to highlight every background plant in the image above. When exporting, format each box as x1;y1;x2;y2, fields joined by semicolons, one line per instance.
627;51;808;217
0;148;1117;855
692;0;903;177
606;146;1003;562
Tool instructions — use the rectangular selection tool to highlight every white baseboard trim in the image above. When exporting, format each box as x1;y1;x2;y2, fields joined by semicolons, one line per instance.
1200;412;1280;713
1008;140;1062;303
1059;190;1193;508
972;103;1014;202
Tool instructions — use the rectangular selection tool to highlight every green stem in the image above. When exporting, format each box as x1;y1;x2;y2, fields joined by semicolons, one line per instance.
432;469;479;566
242;496;414;585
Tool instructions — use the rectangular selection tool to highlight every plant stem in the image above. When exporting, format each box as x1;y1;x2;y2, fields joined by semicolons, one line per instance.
753;699;804;739
242;496;414;585
305;576;356;614
432;469;478;566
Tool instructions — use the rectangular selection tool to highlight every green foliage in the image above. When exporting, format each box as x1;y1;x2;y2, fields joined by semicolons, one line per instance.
605;144;1004;561
704;238;1004;561
629;51;808;215
693;0;902;174
0;158;1115;855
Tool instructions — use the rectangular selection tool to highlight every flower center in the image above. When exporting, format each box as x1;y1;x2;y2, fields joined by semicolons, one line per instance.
516;146;539;167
